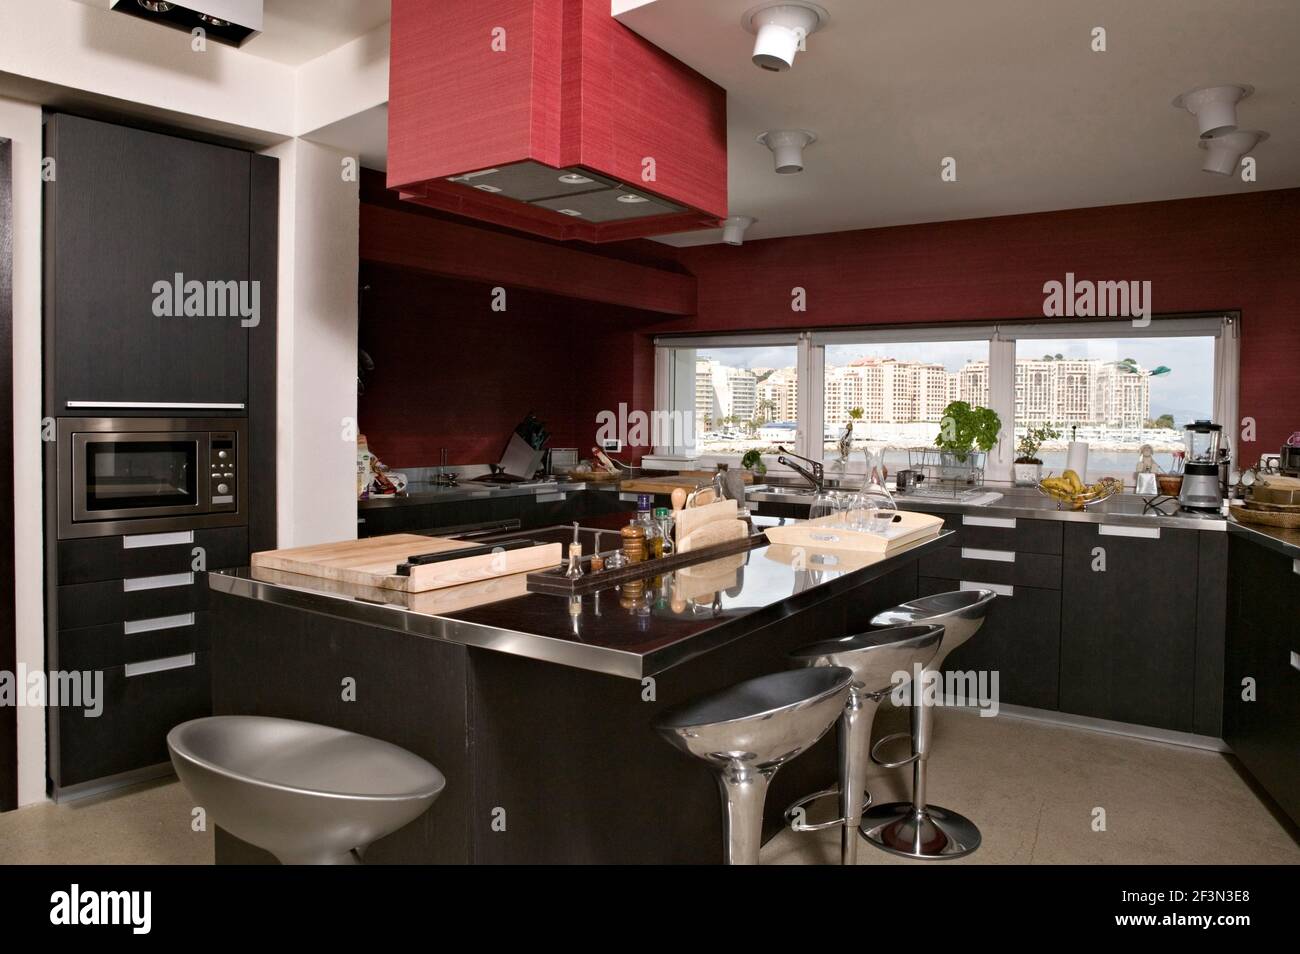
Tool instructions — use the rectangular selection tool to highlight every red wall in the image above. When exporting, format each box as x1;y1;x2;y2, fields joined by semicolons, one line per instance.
357;263;659;466
658;188;1300;459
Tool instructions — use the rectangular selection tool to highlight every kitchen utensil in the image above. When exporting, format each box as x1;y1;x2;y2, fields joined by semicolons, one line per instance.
671;487;687;513
1135;472;1158;496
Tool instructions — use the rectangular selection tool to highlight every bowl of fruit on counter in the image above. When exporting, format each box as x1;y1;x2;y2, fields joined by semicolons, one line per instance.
1037;470;1123;510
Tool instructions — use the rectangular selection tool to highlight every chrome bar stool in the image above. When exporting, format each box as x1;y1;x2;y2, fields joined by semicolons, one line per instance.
168;716;446;864
655;667;854;865
860;589;996;860
785;623;944;865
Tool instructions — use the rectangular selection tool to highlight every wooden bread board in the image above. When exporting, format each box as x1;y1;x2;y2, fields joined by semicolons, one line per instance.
252;534;562;593
674;498;739;544
677;518;748;553
619;472;754;495
763;510;944;554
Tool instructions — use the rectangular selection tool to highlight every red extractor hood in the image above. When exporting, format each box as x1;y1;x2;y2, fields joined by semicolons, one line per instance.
387;0;727;243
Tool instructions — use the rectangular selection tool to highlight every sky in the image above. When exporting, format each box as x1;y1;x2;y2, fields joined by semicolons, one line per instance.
699;335;1215;423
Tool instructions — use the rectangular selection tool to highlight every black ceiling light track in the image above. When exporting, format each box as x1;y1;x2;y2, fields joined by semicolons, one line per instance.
110;0;261;47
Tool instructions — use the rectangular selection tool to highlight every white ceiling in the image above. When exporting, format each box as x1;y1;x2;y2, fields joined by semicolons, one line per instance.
615;0;1300;246
242;0;390;66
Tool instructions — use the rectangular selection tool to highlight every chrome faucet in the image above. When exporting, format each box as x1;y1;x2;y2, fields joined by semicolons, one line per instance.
776;446;825;493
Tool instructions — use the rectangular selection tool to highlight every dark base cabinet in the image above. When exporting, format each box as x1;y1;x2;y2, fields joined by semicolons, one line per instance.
209;562;920;864
1059;523;1200;732
358;489;631;538
925;578;1062;711
1224;534;1300;827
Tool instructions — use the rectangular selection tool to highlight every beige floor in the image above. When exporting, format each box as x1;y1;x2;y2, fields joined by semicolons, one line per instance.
1;709;1296;865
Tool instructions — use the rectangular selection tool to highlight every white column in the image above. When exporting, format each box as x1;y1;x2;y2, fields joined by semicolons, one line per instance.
0;97;47;806
262;139;360;547
987;333;1016;481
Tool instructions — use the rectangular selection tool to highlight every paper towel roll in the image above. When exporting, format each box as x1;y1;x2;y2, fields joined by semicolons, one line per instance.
1065;441;1089;480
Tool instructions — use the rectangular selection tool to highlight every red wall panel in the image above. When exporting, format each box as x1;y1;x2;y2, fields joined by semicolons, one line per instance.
658;189;1300;460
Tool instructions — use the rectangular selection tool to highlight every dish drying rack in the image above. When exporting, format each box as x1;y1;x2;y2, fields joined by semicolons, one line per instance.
905;448;988;500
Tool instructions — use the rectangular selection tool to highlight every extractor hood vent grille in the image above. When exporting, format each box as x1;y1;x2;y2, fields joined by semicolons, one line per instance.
445;162;685;224
110;0;263;47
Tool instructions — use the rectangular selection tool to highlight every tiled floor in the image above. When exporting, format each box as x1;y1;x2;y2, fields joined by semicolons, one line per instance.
1;708;1296;865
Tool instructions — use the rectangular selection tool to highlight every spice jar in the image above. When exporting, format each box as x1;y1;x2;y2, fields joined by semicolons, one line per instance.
620;522;646;564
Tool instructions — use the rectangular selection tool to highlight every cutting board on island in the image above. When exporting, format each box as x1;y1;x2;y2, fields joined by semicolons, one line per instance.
251;534;562;593
763;510;944;554
619;472;755;495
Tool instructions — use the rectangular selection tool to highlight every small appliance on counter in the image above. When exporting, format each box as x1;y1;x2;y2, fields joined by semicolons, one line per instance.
545;447;579;476
1178;420;1225;513
473;414;550;484
1281;432;1300;477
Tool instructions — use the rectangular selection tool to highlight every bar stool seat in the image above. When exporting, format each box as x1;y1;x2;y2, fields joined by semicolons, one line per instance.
786;623;944;865
860;589;996;860
655;667;854;865
168;716;446;865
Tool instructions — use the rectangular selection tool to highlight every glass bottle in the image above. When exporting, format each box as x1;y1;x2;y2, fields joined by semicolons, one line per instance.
636;493;661;559
654;506;674;557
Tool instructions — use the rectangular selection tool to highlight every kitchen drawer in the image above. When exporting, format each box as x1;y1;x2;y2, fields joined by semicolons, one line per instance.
922;511;1063;554
58;527;248;584
55;611;210;672
918;546;1061;590
357;504;432;538
53;651;211;789
57;572;208;629
922;577;1062;711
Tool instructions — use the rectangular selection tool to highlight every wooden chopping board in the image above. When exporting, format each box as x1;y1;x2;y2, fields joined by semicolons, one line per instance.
674;498;739;544
252;534;562;593
619;472;754;495
677;518;748;553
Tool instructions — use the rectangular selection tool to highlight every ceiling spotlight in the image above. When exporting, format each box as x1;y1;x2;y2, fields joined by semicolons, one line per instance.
137;0;174;10
1198;130;1268;175
721;216;756;246
556;209;584;217
1172;84;1254;138
558;173;594;185
616;193;650;204
742;2;830;72
757;129;817;174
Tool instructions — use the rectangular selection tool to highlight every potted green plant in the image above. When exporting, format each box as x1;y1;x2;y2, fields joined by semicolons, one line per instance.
1013;423;1062;486
934;401;1001;482
837;406;864;464
740;448;767;477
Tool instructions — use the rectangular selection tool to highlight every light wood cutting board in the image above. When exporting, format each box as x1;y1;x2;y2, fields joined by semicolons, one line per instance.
677;518;748;553
619;472;754;495
251;534;562;593
673;498;739;544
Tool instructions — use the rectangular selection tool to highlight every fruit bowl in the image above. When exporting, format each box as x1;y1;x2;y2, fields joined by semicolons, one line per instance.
1037;475;1123;510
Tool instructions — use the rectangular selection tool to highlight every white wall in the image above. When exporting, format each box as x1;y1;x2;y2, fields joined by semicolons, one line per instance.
0;97;48;807
264;139;359;548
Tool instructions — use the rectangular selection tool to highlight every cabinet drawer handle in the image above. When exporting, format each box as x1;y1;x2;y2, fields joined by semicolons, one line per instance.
961;547;1015;563
535;493;565;503
618;492;639;502
122;572;194;592
1291;651;1300;673
959;580;1013;598
124;653;196;678
962;515;1016;529
1293;559;1299;576
122;531;194;550
123;613;195;636
67;401;246;410
1098;524;1160;539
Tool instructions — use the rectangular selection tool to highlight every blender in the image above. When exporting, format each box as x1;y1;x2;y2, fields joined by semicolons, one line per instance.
1178;420;1224;512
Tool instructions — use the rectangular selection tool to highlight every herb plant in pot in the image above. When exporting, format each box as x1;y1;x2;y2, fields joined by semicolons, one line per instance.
934;401;1001;483
740;449;767;478
1013;423;1062;486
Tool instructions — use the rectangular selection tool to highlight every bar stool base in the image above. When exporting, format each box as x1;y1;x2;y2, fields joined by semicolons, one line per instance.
859;802;981;859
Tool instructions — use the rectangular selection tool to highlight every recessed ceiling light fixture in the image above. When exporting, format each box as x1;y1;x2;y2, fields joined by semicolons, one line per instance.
721;216;756;246
742;2;830;72
137;1;174;10
616;193;650;204
1172;84;1254;138
1198;130;1269;175
757;129;817;174
473;183;503;193
557;209;584;217
558;173;594;185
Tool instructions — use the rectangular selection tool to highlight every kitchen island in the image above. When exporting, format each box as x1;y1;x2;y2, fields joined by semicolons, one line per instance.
206;515;952;864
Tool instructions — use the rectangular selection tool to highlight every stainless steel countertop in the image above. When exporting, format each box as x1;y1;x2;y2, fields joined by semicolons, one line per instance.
748;482;1230;531
358;478;621;508
1226;520;1300;558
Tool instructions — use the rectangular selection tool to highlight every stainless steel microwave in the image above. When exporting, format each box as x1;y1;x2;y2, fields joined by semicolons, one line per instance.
57;418;248;539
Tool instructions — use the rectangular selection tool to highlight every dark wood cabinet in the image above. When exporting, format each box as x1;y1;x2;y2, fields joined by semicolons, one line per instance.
925;578;1062;711
1059;523;1200;731
1223;534;1300;826
43;113;254;413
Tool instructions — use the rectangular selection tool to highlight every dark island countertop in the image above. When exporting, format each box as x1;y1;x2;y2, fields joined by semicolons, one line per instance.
209;516;954;679
1227;520;1300;558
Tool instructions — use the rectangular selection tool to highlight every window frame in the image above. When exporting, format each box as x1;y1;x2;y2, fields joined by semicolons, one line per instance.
654;313;1238;485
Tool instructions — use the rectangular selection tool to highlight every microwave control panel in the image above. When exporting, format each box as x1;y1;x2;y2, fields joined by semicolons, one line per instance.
209;433;239;510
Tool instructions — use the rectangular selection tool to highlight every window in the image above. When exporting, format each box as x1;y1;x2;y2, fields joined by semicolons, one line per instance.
824;339;990;474
656;315;1235;485
655;338;799;457
1013;335;1216;477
